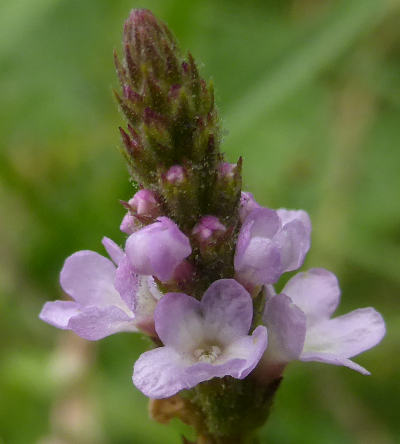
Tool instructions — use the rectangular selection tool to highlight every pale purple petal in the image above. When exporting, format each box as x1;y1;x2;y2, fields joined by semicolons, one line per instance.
277;209;311;235
180;329;268;392
282;268;340;325
303;308;386;359
274;219;310;272
265;284;276;303
39;300;81;329
201;279;253;345
115;255;138;311
235;236;281;286
120;212;136;235
60;251;122;307
178;326;267;390
131;276;160;334
68;305;137;340
235;208;282;285
220;325;268;377
40;300;137;340
115;255;160;334
125;217;192;282
243;208;281;239
239;192;261;222
133;326;268;399
155;292;204;352
300;352;370;375
102;237;124;265
263;294;306;365
235;205;312;286
133;346;192;399
134;279;270;398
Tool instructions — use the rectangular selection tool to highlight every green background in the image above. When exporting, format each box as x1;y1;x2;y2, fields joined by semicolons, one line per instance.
1;0;399;442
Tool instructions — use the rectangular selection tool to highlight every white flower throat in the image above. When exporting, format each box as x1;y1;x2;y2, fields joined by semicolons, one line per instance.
193;345;222;363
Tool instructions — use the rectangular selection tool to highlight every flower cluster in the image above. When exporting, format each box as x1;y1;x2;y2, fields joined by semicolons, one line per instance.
40;188;385;398
40;8;386;441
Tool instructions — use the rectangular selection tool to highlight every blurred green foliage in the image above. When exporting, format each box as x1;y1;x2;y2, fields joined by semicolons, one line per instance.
1;0;399;443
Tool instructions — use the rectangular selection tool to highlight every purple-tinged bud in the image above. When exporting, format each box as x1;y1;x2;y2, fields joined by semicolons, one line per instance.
125;217;192;282
164;165;186;185
192;216;226;247
116;9;221;193
120;190;162;235
218;162;237;180
130;189;161;218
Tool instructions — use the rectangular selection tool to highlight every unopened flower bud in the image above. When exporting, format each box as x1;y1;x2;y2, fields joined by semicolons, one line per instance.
130;189;161;218
120;189;161;234
115;8;221;211
164;165;186;185
218;162;237;180
125;217;192;282
192;216;226;247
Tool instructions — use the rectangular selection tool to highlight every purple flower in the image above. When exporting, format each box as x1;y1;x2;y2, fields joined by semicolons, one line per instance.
133;279;268;399
262;268;385;375
125;217;192;282
120;189;161;234
234;206;311;287
39;238;161;340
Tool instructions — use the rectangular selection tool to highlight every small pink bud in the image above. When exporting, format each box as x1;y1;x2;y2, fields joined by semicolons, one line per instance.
192;216;226;246
165;165;186;185
218;162;237;180
130;189;161;218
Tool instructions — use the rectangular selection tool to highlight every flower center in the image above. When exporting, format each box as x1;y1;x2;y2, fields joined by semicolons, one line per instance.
193;345;222;363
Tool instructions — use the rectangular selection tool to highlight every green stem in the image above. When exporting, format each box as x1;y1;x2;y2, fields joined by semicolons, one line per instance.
186;376;281;443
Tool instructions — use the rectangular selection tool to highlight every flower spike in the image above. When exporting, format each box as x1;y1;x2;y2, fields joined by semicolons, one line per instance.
39;9;387;443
